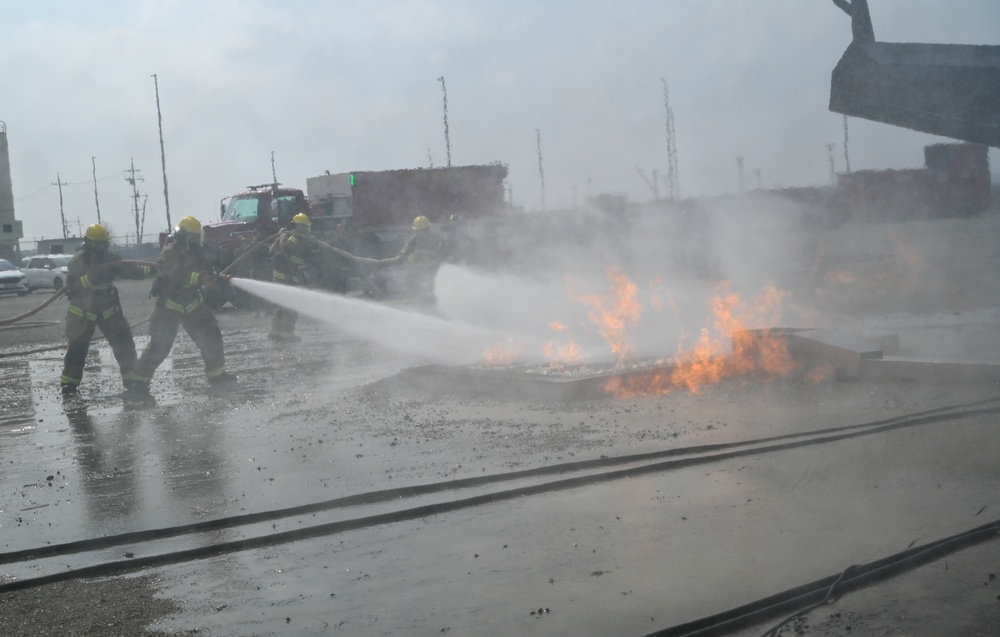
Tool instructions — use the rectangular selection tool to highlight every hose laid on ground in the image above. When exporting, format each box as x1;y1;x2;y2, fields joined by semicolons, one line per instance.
0;287;67;326
1;399;998;597
0;260;158;327
0;318;152;359
643;517;1000;637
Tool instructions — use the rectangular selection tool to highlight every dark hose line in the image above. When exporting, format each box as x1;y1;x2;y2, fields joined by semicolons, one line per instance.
0;402;997;596
0;260;158;327
0;287;66;326
643;519;1000;637
219;233;280;275
2;398;997;566
0;318;151;359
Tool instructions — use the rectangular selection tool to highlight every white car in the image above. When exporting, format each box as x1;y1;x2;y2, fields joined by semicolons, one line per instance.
21;254;72;292
0;259;29;297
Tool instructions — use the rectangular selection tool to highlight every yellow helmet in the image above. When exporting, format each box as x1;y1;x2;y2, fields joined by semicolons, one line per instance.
177;216;202;234
175;216;203;245
292;213;311;226
84;223;110;241
412;215;430;231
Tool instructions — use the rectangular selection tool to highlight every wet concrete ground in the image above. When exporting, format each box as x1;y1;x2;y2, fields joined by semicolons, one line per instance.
3;212;1000;637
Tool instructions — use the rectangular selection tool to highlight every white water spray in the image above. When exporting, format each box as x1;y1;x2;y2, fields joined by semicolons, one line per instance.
231;276;554;366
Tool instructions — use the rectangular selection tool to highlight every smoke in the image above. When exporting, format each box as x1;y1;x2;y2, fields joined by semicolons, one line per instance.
231;197;825;371
236;193;1000;372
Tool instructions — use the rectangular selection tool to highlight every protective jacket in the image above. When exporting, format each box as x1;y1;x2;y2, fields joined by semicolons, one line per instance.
65;251;154;321
271;229;320;285
153;238;216;313
398;231;441;304
268;229;321;341
131;237;230;386
61;249;155;390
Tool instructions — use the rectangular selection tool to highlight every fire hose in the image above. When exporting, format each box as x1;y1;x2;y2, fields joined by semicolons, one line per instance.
219;233;397;277
0;259;158;327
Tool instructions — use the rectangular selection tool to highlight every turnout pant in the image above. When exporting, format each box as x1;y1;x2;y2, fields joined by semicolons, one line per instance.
132;301;227;384
270;274;300;338
61;307;138;387
270;307;299;339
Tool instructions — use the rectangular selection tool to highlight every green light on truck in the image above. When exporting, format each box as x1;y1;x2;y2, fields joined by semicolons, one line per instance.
350;173;355;186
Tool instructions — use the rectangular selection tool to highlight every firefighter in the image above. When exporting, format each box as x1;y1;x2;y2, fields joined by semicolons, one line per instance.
395;215;442;305
437;213;475;267
60;223;156;396
268;212;322;342
126;216;237;396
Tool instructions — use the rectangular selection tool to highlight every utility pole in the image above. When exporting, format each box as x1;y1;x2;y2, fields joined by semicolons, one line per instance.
124;158;144;243
52;173;68;238
427;147;434;169
635;166;660;201
139;195;148;241
151;73;171;229
826;143;837;184
736;157;745;194
91;156;102;224
438;76;452;168
661;78;679;201
271;150;277;185
535;128;546;212
842;114;851;174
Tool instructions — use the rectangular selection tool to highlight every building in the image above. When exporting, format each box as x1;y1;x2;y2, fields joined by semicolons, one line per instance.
835;143;991;221
0;122;24;261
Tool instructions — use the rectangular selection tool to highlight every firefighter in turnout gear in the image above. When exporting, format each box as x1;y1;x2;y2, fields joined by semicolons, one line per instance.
60;223;156;396
268;213;321;342
395;215;442;306
126;216;236;396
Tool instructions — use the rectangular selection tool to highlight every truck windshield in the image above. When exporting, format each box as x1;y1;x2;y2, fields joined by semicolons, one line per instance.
272;195;298;219
224;197;261;222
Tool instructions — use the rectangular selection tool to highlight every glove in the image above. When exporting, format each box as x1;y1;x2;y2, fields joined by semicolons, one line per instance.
203;275;218;287
220;274;233;284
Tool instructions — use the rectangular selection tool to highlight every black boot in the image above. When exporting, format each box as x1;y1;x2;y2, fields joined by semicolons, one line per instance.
123;379;150;399
61;383;78;396
208;372;238;387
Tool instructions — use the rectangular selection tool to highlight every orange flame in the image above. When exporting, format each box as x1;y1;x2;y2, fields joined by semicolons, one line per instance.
825;269;854;284
571;267;642;364
544;338;582;369
481;338;523;368
605;282;798;398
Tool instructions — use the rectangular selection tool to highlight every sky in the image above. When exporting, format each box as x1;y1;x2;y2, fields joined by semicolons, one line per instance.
2;0;999;246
